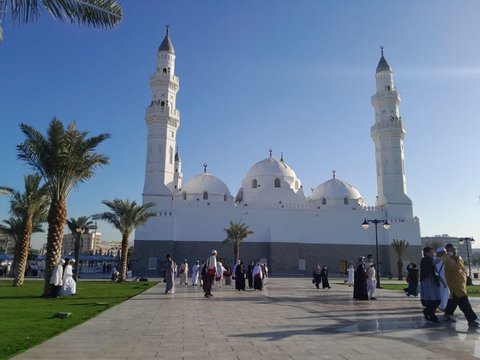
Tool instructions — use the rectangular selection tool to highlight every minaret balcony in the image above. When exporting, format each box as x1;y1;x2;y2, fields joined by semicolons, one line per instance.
146;105;180;119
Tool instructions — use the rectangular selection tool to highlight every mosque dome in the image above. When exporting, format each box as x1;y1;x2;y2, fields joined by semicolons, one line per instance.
309;174;364;207
245;156;297;179
180;172;233;203
183;173;231;196
240;154;305;205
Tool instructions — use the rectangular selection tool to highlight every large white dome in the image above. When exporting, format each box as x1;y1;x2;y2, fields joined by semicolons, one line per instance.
309;176;364;206
183;173;231;196
240;155;305;205
245;156;297;179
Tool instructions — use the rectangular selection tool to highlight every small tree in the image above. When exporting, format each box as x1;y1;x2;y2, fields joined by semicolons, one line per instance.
391;239;409;280
222;220;253;262
0;175;49;286
93;199;156;282
66;216;96;279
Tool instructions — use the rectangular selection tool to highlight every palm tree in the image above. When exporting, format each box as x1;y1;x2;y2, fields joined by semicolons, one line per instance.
391;239;410;280
222;220;253;262
0;0;123;42
93;199;156;282
66;216;96;279
17;118;110;296
0;175;49;286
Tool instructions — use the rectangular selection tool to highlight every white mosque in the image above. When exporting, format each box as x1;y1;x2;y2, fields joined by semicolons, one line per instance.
133;30;421;276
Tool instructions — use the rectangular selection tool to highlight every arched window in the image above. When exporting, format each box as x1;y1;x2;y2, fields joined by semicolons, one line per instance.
203;192;208;200
252;179;258;188
162;68;167;74
182;192;186;200
344;197;349;205
274;178;281;188
161;101;165;107
169;147;173;164
322;198;326;205
224;194;227;201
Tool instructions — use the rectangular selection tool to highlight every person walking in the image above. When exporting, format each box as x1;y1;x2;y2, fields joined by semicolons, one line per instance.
347;264;354;287
404;263;419;297
420;247;441;323
178;259;188;286
252;262;263;291
438;244;478;326
321;265;331;289
235;261;246;291
164;254;175;295
216;261;226;288
312;263;322;289
191;260;200;286
49;259;65;297
434;248;449;310
246;260;254;289
204;250;217;298
60;259;76;296
353;257;368;300
367;263;377;300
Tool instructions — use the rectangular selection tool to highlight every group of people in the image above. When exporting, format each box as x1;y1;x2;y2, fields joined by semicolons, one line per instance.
162;252;269;298
49;258;77;297
353;256;378;300
419;244;478;326
312;264;331;289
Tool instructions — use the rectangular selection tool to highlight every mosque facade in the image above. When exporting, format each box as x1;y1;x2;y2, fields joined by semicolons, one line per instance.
133;31;422;276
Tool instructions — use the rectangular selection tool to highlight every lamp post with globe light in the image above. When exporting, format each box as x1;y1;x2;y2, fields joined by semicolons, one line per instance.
361;218;390;288
459;237;474;286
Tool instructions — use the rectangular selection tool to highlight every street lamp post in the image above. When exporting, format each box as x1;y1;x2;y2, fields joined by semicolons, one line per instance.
459;237;475;286
361;218;390;289
75;227;85;279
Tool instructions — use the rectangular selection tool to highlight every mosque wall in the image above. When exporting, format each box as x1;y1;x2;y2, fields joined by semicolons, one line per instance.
132;239;422;278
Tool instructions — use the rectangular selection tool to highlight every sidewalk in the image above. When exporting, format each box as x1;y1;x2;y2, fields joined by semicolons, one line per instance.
12;278;480;360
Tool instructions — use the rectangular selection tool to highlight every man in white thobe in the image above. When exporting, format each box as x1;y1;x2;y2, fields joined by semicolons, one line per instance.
191;260;200;286
179;259;189;285
367;263;377;300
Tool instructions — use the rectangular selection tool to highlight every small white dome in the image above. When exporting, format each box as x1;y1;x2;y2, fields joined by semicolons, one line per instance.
309;176;364;206
182;173;231;196
245;157;297;179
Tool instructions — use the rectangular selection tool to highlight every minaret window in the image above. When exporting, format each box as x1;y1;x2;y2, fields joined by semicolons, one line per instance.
203;192;208;200
274;178;281;188
224;194;227;201
322;198;326;205
344;197;349;205
252;179;258;188
161;101;165;107
162;68;167;74
169;147;173;164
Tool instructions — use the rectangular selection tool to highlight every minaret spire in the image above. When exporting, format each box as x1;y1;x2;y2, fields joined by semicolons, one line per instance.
371;51;412;219
380;45;384;57
166;24;170;36
203;163;208;173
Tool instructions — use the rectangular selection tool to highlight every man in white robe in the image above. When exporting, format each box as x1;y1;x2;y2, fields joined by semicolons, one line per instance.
191;260;200;286
179;259;188;285
367;263;377;300
435;247;450;311
49;259;65;297
60;259;76;296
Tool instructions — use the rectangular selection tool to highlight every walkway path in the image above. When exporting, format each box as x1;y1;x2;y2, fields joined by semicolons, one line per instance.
12;278;480;360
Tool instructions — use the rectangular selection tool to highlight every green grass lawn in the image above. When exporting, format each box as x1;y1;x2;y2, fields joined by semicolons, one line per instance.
381;283;480;296
0;280;157;360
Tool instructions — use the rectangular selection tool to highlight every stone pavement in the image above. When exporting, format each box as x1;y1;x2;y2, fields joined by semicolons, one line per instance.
12;278;480;360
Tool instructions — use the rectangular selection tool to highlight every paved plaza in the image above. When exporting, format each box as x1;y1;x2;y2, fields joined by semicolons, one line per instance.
12;278;480;360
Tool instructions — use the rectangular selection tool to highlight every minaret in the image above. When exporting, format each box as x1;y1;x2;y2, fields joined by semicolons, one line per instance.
173;148;183;192
142;26;181;205
371;47;413;219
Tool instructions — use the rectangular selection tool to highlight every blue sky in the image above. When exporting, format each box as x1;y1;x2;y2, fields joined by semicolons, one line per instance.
1;1;480;248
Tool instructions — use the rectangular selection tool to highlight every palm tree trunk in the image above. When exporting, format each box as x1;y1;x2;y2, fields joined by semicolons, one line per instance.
13;220;32;286
42;198;67;297
397;258;403;280
119;234;129;282
234;240;239;261
74;234;81;280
